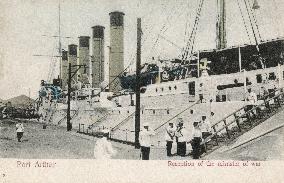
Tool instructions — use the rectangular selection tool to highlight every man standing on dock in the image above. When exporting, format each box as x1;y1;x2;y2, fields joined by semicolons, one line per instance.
190;121;202;159
15;122;24;142
165;122;176;156
199;115;212;153
175;118;187;157
94;130;116;159
139;123;155;160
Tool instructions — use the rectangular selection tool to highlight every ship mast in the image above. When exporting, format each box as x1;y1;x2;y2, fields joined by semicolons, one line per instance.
216;0;227;50
58;0;62;87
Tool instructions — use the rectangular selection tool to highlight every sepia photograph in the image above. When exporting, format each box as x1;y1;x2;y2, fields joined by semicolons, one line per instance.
0;0;284;182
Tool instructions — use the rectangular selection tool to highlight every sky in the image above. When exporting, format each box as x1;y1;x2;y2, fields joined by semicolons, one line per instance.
0;0;284;99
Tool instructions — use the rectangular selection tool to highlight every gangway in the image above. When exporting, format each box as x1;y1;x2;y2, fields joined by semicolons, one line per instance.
202;89;284;155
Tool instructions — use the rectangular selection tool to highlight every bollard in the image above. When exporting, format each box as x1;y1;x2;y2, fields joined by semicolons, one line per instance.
79;124;81;132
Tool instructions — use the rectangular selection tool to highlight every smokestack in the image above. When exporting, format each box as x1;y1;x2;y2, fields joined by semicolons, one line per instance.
78;36;90;84
68;44;78;83
109;11;125;92
92;25;105;88
61;50;68;90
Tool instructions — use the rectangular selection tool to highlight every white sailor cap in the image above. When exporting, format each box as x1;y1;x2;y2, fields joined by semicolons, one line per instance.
101;129;110;134
143;123;149;127
177;118;184;123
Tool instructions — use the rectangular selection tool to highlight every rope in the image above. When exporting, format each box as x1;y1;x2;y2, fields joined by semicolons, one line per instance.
146;0;185;61
181;0;205;61
247;0;262;41
243;0;259;47
237;0;252;44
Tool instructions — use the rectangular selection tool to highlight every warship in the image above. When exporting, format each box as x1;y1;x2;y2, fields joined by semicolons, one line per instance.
37;0;284;147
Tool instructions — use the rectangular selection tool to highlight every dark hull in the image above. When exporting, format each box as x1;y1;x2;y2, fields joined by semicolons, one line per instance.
119;38;284;90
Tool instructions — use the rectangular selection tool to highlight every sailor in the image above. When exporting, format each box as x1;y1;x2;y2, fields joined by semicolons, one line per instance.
245;88;257;117
199;115;212;154
259;86;269;100
259;86;270;110
175;118;187;157
15;122;24;142
139;123;155;160
94;130;117;159
272;85;281;106
165;122;176;157
200;115;212;139
190;121;202;159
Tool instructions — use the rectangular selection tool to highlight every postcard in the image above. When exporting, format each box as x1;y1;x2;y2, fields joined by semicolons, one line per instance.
0;0;283;182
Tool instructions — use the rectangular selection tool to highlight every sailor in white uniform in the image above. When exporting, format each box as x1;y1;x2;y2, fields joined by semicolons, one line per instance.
94;130;117;159
139;123;155;160
175;118;187;157
246;88;258;118
165;122;176;156
16;122;24;142
199;115;212;139
199;115;212;153
190;121;202;159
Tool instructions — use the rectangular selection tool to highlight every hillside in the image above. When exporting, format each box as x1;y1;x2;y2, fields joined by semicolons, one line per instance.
4;95;35;108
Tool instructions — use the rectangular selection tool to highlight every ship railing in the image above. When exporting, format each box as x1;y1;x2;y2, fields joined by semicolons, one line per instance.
201;88;284;147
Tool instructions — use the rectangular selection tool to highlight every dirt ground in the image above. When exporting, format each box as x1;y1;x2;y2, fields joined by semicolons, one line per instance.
0;119;192;160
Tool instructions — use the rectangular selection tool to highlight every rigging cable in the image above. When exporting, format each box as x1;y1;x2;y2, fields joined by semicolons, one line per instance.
247;0;262;41
147;0;184;61
237;0;253;44
181;0;205;61
243;0;259;48
47;43;58;82
243;0;265;69
182;0;204;59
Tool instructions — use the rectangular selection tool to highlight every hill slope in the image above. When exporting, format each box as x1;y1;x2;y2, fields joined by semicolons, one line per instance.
4;95;35;107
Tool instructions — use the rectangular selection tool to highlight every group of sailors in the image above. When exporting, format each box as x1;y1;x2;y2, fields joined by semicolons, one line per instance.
245;86;281;118
165;115;212;159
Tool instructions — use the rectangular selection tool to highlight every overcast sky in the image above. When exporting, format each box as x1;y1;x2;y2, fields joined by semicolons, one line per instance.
0;0;284;99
